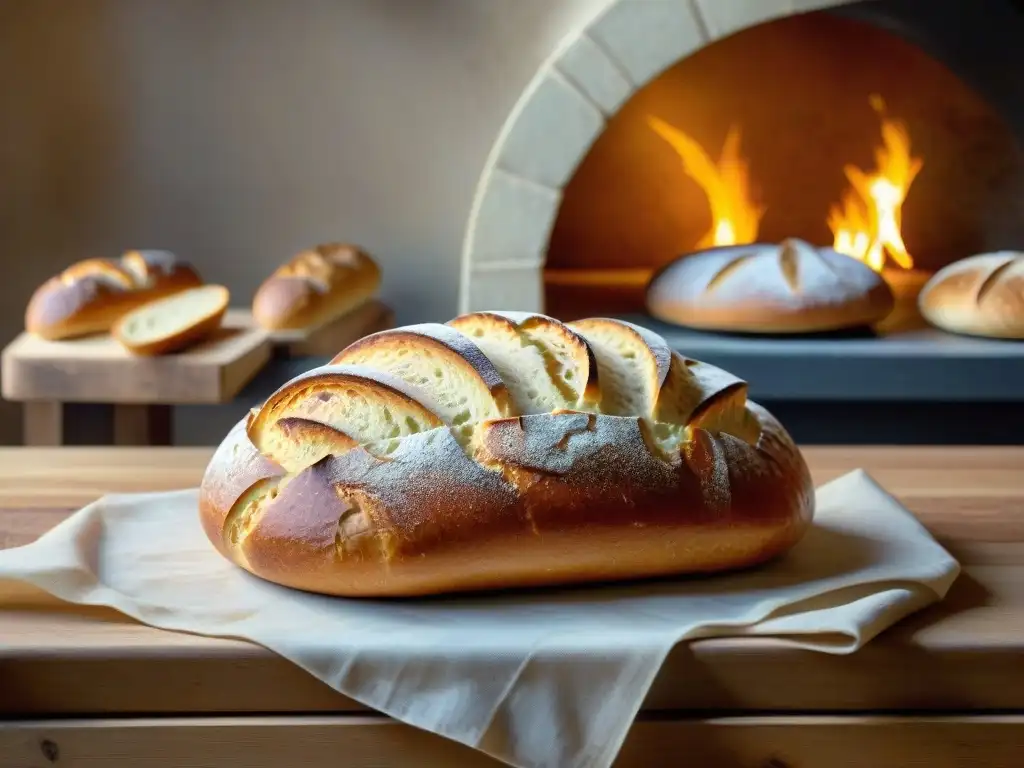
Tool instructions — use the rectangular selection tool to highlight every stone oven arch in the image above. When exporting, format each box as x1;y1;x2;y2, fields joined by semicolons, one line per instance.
457;0;858;314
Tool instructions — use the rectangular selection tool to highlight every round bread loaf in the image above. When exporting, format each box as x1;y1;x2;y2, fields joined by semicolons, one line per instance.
252;243;380;332
918;252;1024;339
646;239;895;333
199;311;815;597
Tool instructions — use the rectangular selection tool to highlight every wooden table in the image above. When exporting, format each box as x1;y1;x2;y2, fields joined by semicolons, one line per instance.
1;314;270;447
0;447;1022;767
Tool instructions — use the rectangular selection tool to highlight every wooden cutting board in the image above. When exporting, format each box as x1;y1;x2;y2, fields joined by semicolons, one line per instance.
0;446;1022;767
229;298;396;358
1;312;270;404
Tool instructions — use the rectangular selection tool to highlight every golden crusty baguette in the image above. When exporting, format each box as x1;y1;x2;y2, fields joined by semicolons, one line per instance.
112;284;230;356
25;250;203;340
251;243;380;332
199;311;815;597
918;252;1024;339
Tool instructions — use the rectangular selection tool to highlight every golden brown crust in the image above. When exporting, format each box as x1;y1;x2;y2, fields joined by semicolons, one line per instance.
25;251;202;340
198;314;815;597
646;239;895;334
919;252;1024;339
199;414;284;559
251;243;380;332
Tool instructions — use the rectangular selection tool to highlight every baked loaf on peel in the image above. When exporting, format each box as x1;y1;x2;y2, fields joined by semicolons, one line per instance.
646;238;895;333
252;243;380;332
25;250;202;340
919;252;1024;339
200;311;815;597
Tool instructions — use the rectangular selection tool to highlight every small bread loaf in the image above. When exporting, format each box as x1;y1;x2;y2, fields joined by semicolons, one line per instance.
646;239;895;333
199;311;814;598
918;252;1024;339
113;284;230;356
25;250;202;340
252;243;380;332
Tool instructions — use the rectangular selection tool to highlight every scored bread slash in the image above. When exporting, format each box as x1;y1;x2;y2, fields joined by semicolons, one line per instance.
260;417;359;473
655;351;759;442
199;416;283;558
568;317;672;419
332;322;514;425
112;284;230;356
200;310;816;598
447;311;601;414
246;363;445;465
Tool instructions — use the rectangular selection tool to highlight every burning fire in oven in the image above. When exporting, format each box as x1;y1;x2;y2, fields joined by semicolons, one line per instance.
647;117;764;249
649;94;922;273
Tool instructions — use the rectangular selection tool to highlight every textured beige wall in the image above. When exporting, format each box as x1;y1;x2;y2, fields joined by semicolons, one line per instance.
0;0;608;444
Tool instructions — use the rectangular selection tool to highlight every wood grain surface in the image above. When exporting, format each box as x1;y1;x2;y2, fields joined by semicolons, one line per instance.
0;446;1022;719
2;714;1023;768
227;299;396;358
0;312;270;404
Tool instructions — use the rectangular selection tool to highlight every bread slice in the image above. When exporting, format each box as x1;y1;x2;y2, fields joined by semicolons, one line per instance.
332;323;514;431
447;311;600;414
567;317;671;418
112;284;229;356
246;364;444;463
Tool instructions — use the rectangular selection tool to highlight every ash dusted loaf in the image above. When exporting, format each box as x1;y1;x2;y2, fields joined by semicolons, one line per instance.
251;243;380;332
918;252;1024;339
113;284;230;356
646;238;895;333
25;250;202;340
199;311;815;597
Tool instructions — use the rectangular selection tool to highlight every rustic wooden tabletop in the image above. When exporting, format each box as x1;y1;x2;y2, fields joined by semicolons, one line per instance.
1;446;1022;767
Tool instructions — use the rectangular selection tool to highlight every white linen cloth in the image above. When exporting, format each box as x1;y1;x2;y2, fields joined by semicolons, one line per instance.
0;469;959;768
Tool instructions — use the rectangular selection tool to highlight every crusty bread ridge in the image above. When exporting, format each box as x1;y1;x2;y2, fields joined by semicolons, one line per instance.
25;250;202;340
251;243;381;332
113;284;230;356
200;311;815;597
646;239;895;333
919;252;1024;339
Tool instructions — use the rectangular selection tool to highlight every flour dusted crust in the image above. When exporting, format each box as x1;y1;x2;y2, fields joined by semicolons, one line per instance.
25;250;202;340
251;243;381;332
199;312;815;597
646;239;895;334
919;252;1024;339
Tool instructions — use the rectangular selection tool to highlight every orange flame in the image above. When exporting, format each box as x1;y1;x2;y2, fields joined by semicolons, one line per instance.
648;116;764;249
828;95;922;271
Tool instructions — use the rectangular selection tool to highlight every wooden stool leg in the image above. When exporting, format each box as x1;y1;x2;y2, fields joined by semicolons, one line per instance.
113;405;173;446
22;402;64;446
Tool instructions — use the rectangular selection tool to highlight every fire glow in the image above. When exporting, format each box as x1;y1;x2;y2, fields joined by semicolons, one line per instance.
650;94;922;273
647;116;764;250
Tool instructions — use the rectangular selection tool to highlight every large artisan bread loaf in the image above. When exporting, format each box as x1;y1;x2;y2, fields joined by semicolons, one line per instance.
200;311;815;597
25;250;202;340
918;252;1024;339
251;243;381;332
646;239;895;333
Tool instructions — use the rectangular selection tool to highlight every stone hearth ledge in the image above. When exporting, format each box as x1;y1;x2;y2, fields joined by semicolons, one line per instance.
459;0;859;314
